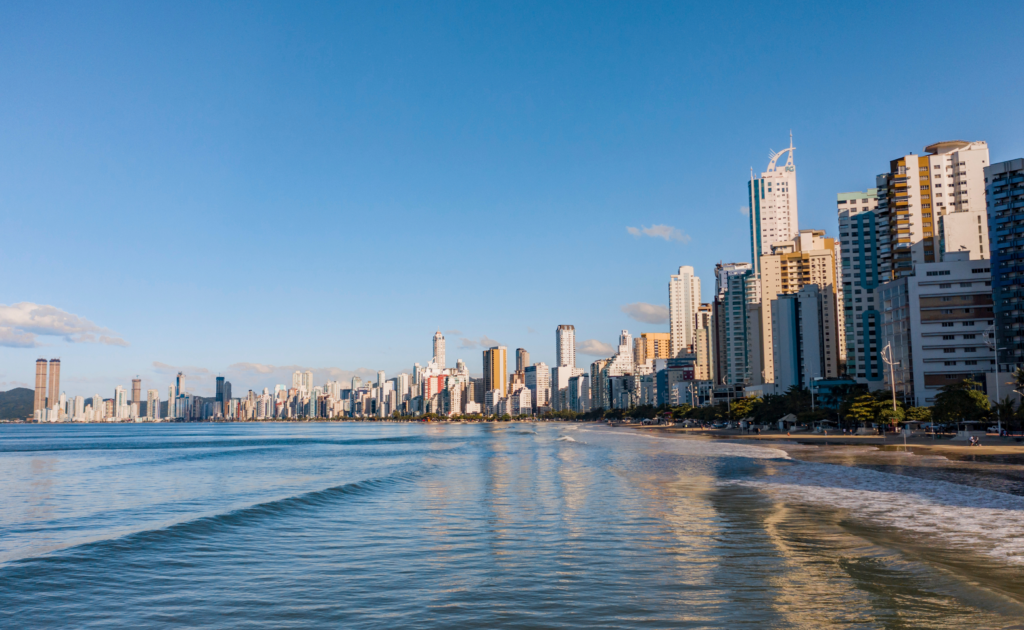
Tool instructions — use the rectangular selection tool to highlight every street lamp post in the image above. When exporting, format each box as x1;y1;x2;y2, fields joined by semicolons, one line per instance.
881;343;899;431
986;333;1007;434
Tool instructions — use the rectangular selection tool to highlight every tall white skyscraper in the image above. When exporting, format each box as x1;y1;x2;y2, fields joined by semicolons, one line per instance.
433;330;446;369
669;266;701;358
302;370;313;393
555;325;575;368
292;371;303;391
748;135;799;274
147;389;160;420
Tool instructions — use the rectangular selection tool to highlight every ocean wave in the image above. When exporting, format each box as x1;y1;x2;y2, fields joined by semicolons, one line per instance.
730;461;1024;564
2;468;424;567
557;436;576;442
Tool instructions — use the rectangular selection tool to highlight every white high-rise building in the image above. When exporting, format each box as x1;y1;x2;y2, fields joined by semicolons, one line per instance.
556;325;576;368
114;386;128;420
302;370;313;393
433;330;446;370
525;363;551;411
669;266;701;358
167;386;176;418
147;389;160;420
748;134;799;274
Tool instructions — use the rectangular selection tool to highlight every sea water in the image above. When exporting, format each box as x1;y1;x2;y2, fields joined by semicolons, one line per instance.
1;422;1023;628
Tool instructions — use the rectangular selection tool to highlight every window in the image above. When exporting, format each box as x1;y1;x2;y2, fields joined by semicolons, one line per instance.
963;321;976;327
942;322;954;328
965;360;978;365
942;297;952;302
939;283;952;288
927;270;951;276
944;348;956;353
964;347;977;353
964;334;976;339
942;335;955;340
960;282;972;287
972;268;990;274
944;361;957;366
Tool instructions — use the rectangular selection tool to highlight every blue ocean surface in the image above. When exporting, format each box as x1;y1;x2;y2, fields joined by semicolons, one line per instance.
1;422;1023;628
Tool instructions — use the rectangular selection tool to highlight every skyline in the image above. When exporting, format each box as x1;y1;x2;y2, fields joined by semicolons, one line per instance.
3;2;1024;396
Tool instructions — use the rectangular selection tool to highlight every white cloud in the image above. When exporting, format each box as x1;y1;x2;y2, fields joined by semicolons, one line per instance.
740;206;749;216
459;335;501;349
0;303;128;348
621;302;670;324
577;339;615;356
626;224;690;243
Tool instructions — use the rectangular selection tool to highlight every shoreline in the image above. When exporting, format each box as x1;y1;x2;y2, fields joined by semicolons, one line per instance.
640;425;1024;459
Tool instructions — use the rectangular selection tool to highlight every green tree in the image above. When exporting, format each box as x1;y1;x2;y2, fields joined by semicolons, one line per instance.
729;397;759;421
845;394;877;428
931;379;990;425
905;406;932;424
991;396;1016;431
875;405;905;425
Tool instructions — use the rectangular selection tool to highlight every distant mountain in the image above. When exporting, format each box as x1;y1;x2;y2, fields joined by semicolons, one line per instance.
0;388;34;420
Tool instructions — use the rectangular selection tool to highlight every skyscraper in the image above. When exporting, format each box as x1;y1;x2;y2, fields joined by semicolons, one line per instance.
515;348;530;373
669;266;701;358
694;303;714;381
302;371;313;393
147;389;160;420
759;230;841;384
47;359;60;409
556;325;575;368
482;346;508;398
433;330;446;369
748;135;799;274
633;333;671;366
176;372;184;397
34;358;47;414
874;141;989;278
837;189;884;384
292;371;303;391
216;376;226;413
987;157;1024;373
713;262;754;385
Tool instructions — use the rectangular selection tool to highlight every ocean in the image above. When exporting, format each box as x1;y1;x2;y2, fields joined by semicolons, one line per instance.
2;422;1023;628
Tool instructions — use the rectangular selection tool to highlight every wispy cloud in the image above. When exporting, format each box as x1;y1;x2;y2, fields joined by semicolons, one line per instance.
0;303;128;348
444;329;462;335
739;206;749;216
621;302;669;324
626;224;690;243
577;339;615;356
459;336;502;349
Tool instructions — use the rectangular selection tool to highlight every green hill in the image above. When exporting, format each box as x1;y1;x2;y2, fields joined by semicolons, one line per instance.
0;388;34;420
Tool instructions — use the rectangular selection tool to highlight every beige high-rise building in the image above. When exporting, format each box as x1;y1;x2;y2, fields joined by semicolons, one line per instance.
515;348;530;373
633;332;671;366
34;359;47;414
668;266;701;358
875;140;990;278
47;359;60;409
482;346;508;398
131;378;141;406
758;230;841;383
695;304;714;380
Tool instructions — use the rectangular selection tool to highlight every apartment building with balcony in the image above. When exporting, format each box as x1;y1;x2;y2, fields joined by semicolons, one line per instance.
879;255;994;406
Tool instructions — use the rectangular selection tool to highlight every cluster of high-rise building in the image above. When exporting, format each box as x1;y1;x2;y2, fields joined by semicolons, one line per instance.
28;137;1024;421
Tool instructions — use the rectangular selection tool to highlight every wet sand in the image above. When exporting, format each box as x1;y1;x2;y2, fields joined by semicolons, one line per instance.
640;425;1024;459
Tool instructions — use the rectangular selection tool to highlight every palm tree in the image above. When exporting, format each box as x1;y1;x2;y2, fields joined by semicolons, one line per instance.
992;396;1016;435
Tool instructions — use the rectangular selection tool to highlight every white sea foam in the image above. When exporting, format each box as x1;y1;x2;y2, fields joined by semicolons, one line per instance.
557;436;576;442
730;461;1024;564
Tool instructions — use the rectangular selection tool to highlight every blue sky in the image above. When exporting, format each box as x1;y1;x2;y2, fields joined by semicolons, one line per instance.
2;1;1023;396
